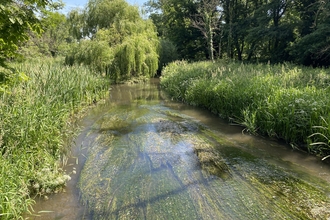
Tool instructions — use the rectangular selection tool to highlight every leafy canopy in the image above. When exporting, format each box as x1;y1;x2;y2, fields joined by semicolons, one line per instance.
65;0;159;82
0;0;53;66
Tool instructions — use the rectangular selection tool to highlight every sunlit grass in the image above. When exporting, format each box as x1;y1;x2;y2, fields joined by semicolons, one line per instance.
0;58;109;219
160;60;330;156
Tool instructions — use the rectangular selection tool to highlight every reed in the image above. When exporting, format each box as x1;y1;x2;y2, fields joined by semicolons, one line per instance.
160;60;330;156
0;58;109;219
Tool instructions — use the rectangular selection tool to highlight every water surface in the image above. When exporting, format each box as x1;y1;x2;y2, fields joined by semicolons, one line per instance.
28;79;330;219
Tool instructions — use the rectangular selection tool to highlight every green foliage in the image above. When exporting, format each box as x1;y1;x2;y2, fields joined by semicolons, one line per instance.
108;31;159;81
158;38;179;72
161;60;330;156
0;59;109;219
21;10;70;58
145;0;206;60
65;0;159;82
65;39;113;73
0;0;53;66
85;0;140;36
67;8;85;40
147;0;330;66
288;0;330;66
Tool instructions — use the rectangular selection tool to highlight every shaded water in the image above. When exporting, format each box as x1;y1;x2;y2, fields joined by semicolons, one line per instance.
28;79;330;219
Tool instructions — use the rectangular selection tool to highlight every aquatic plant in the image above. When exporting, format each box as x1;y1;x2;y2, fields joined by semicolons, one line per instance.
0;58;109;219
78;97;330;219
160;60;330;156
309;116;330;160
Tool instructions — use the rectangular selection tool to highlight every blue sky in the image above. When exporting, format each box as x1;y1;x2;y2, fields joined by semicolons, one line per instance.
62;0;148;13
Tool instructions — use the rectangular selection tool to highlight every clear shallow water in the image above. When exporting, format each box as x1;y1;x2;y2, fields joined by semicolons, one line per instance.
27;79;330;219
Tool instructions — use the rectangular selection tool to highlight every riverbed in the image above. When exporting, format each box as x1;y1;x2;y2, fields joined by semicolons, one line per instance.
27;79;330;219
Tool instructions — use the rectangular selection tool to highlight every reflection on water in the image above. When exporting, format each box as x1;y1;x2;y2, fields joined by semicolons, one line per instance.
28;79;330;219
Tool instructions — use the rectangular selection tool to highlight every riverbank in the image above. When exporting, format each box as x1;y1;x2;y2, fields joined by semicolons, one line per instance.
0;59;109;219
160;60;330;158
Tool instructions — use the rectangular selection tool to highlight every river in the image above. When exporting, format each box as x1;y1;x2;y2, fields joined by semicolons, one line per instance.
27;79;330;219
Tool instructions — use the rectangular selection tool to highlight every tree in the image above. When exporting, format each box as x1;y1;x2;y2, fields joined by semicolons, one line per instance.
40;8;69;56
0;0;52;67
191;0;221;61
145;0;206;60
146;0;329;66
67;8;86;41
84;0;140;38
289;0;330;66
158;38;178;72
65;0;159;82
23;9;69;57
240;0;295;63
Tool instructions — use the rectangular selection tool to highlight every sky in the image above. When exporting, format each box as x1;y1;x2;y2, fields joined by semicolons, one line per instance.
62;0;148;13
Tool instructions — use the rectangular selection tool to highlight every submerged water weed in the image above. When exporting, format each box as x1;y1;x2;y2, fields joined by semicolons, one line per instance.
0;58;109;219
161;60;330;156
79;104;235;219
219;145;330;219
79;97;330;219
243;160;330;219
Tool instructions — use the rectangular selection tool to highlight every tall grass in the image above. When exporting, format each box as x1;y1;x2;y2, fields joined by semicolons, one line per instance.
0;59;109;219
160;60;330;156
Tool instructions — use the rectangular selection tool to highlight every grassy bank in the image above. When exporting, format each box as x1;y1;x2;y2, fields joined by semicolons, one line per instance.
0;59;109;219
160;60;330;157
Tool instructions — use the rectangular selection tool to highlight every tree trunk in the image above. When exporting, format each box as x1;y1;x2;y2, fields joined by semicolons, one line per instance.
207;22;214;61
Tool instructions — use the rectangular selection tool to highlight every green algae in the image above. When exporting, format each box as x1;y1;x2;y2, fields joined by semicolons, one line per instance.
78;85;330;219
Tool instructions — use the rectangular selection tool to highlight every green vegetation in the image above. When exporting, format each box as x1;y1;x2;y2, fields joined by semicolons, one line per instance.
0;59;109;219
0;0;160;218
79;96;330;219
1;0;330;218
146;0;330;66
0;0;48;66
0;0;68;65
160;60;330;157
65;0;159;82
21;6;70;58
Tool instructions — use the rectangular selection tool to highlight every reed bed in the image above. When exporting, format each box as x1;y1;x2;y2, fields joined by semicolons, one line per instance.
0;59;109;219
160;60;330;157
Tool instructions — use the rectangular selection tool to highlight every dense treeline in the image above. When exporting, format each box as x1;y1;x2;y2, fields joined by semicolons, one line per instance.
3;0;328;71
145;0;330;67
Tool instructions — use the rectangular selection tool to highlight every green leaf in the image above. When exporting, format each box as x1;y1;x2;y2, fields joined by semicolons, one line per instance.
16;17;23;25
9;17;15;24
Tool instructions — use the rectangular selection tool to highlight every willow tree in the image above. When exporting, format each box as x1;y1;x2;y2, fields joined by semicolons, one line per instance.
84;0;140;37
103;19;159;82
65;0;159;82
